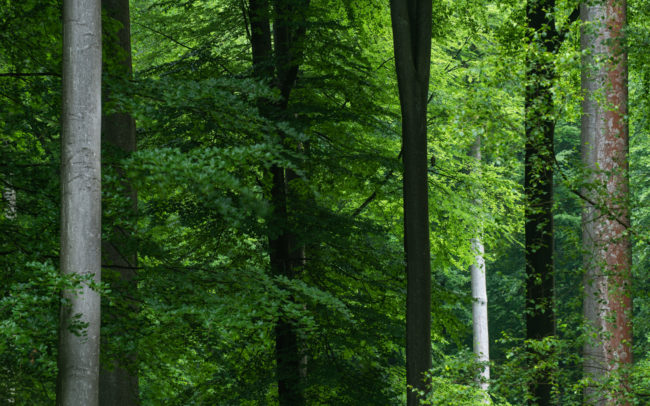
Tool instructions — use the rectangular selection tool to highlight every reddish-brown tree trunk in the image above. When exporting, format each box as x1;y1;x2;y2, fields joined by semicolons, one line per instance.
581;1;632;404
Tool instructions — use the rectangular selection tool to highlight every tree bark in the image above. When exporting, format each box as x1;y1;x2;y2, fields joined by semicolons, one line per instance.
249;1;309;404
57;1;102;405
581;1;632;404
525;0;559;403
99;0;139;404
469;135;490;398
2;186;16;219
389;1;433;404
2;171;16;404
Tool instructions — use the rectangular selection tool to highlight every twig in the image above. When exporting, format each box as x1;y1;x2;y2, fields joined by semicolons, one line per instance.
0;72;60;78
352;150;402;217
133;21;195;50
553;154;634;232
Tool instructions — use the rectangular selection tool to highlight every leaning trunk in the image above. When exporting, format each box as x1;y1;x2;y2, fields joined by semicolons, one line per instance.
56;0;102;405
98;0;139;404
581;1;632;404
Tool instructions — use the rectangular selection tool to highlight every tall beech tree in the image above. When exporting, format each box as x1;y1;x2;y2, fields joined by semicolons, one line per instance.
249;0;310;404
581;0;632;404
470;135;490;397
524;0;561;402
99;0;139;404
57;0;102;405
389;1;433;404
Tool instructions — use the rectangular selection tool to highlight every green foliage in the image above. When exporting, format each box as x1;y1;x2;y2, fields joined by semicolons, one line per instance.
421;352;495;405
1;0;649;403
490;335;583;405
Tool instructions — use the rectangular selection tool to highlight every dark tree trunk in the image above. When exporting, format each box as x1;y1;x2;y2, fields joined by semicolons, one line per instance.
524;0;559;404
99;0;139;405
268;163;305;406
57;0;103;405
389;1;433;405
248;1;309;404
581;1;632;404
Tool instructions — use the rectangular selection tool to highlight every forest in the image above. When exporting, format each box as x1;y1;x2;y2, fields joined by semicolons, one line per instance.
0;0;649;405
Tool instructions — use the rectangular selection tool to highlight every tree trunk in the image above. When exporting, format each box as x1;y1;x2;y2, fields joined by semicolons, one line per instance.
269;163;305;406
469;135;490;398
581;1;632;404
525;0;559;403
57;1;102;405
2;171;16;404
2;186;16;219
248;1;309;404
99;0;139;404
389;1;433;404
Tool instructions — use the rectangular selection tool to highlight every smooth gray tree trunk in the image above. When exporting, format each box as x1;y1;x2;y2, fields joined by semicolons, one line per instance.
57;0;102;405
99;0;139;404
581;1;632;404
469;136;490;398
389;1;433;404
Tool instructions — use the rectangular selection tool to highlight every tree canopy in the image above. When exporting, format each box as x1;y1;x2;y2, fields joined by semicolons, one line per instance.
0;0;648;404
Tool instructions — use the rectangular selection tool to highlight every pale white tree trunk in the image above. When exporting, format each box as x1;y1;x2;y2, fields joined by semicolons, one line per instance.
57;0;102;405
1;141;17;220
2;186;16;219
469;135;490;400
581;1;632;405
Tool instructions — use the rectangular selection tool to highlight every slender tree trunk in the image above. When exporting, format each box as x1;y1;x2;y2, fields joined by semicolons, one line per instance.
389;1;433;404
99;0;139;404
2;186;16;219
525;1;559;403
581;1;632;404
56;1;102;405
248;1;309;404
269;163;305;406
2;174;16;404
469;135;490;398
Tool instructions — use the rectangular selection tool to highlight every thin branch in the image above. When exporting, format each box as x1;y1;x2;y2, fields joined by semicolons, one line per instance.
239;0;251;42
428;34;472;104
352;150;402;217
0;72;60;78
374;56;394;71
352;191;377;217
553;155;633;232
442;34;472;72
133;21;195;50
